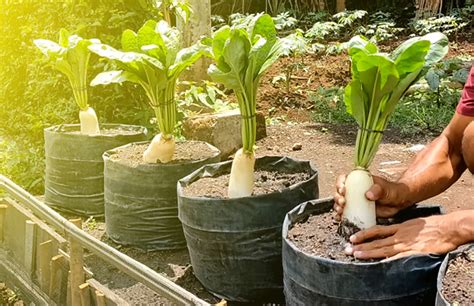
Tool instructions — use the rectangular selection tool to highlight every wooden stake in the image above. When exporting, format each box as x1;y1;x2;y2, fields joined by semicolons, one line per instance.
24;220;37;276
49;254;65;302
69;218;84;306
67;270;72;306
0;204;7;243
38;240;53;291
79;283;91;306
95;290;106;306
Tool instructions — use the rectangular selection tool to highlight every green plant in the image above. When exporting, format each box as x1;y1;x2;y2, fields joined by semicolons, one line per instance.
341;32;448;233
310;86;353;124
273;11;298;30
305;21;343;42
211;15;226;31
365;11;406;43
279;29;310;92
301;11;330;26
410;15;468;38
208;13;284;197
333;10;368;28
229;12;297;32
178;81;236;115
34;30;101;135
90;19;205;163
325;42;349;55
0;1;155;195
146;0;191;24
391;84;460;136
305;10;370;42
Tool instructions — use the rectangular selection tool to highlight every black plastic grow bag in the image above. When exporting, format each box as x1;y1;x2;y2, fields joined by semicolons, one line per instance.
436;243;474;306
177;156;319;303
103;141;221;250
44;124;147;216
283;198;445;306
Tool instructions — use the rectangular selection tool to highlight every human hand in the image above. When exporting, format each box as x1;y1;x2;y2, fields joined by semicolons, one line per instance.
334;174;409;220
344;214;462;260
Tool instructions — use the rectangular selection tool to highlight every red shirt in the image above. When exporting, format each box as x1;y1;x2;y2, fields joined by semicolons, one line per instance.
456;66;474;117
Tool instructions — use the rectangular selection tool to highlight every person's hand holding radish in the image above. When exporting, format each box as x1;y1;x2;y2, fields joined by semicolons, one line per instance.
334;174;411;220
334;175;470;260
334;64;474;260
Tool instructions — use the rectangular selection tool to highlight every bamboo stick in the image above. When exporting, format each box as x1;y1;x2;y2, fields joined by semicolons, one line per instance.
95;290;106;306
79;283;91;306
0;204;7;243
69;218;85;306
49;254;65;302
38;240;53;291
24;220;37;276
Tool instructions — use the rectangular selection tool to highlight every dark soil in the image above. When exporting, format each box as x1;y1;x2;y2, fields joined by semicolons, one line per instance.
287;211;363;262
442;251;474;306
182;169;311;198
108;141;218;167
68;126;143;136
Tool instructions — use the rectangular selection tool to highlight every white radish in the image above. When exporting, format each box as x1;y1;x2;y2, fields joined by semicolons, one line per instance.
79;107;100;136
228;148;255;198
342;168;377;230
143;133;175;163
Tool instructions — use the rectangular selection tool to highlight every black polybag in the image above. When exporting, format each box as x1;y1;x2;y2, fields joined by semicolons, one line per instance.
177;156;319;303
103;141;221;250
44;124;147;216
283;198;446;306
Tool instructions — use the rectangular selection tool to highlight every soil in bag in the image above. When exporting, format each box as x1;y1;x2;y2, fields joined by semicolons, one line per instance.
441;248;474;305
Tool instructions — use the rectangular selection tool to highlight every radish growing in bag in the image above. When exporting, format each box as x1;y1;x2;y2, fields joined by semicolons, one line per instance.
341;33;449;236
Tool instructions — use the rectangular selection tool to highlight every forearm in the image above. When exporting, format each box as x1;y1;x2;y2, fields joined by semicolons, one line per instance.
394;134;466;206
446;210;474;246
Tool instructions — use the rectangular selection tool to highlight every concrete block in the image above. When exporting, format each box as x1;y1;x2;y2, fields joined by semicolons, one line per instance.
182;109;267;158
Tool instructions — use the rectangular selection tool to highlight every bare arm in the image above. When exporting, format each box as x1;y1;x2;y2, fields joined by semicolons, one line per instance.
390;112;472;206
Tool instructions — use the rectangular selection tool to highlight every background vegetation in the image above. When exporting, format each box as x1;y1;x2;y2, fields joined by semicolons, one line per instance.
0;0;472;194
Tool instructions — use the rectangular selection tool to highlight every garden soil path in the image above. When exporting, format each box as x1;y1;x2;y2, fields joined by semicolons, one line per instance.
82;122;474;305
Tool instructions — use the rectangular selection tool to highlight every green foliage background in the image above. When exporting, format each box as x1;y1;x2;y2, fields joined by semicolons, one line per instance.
0;1;159;194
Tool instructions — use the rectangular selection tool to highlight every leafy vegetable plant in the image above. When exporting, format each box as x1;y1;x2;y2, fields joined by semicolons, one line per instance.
34;29;101;135
89;20;205;163
279;29;310;93
208;13;284;198
341;32;449;234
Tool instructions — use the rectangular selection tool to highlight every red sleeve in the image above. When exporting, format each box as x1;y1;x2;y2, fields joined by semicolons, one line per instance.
456;65;474;117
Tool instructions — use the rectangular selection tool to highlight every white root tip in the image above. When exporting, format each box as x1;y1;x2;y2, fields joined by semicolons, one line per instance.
228;149;255;198
79;107;100;136
143;134;175;164
342;169;377;229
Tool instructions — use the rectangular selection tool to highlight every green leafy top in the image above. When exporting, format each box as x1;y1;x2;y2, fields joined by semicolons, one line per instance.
208;13;284;153
89;20;206;136
345;32;448;168
34;29;100;110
